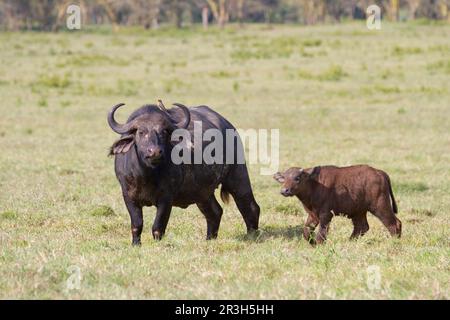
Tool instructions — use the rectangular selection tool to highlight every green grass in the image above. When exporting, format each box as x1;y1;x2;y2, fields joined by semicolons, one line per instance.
0;22;449;299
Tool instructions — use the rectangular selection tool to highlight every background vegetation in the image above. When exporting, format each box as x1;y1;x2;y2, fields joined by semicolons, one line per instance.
1;0;450;31
0;2;448;300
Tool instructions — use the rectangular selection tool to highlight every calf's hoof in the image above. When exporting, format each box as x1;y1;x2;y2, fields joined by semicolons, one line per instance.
303;229;316;245
132;240;141;246
315;236;326;245
395;219;402;238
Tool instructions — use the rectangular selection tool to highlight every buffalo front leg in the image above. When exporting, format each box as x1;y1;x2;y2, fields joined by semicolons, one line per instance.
124;196;143;246
197;195;223;240
152;199;173;240
315;211;333;245
303;212;319;244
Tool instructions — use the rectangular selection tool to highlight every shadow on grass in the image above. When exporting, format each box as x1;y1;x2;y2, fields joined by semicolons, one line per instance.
236;225;303;243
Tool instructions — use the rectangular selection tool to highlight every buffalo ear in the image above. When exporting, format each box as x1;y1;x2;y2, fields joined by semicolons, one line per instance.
109;135;135;155
273;172;285;183
309;166;321;180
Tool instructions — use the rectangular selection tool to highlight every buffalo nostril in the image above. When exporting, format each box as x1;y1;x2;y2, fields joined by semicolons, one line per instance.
147;148;162;159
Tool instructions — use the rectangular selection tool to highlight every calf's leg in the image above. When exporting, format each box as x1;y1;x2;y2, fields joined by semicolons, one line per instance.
197;195;223;240
303;212;319;244
315;211;333;245
370;197;401;238
350;213;370;239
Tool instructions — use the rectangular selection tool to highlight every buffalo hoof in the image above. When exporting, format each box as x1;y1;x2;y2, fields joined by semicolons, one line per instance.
206;233;218;240
152;230;163;240
247;228;259;234
244;229;262;241
132;240;141;246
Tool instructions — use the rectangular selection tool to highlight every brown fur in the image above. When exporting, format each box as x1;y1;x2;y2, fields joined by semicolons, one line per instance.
274;165;401;245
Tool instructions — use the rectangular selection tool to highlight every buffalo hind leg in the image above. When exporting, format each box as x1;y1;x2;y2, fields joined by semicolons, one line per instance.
350;213;370;240
224;165;260;233
197;195;223;240
232;192;260;233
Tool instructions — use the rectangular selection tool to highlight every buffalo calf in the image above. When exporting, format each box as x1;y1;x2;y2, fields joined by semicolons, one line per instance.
274;165;401;244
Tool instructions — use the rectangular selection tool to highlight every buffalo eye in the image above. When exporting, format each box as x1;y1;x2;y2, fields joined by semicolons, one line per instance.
295;176;301;182
161;129;170;139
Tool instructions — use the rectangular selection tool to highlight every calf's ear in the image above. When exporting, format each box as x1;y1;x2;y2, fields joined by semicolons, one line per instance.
109;135;135;155
309;166;321;180
273;172;285;183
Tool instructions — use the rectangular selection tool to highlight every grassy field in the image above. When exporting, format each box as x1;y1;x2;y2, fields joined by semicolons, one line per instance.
0;21;449;299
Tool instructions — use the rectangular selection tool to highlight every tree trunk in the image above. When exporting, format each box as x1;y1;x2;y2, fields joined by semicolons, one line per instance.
53;1;68;31
390;0;399;21
99;0;119;32
439;0;448;20
207;0;227;28
202;6;209;29
218;0;227;28
237;0;244;27
175;6;183;28
407;0;420;20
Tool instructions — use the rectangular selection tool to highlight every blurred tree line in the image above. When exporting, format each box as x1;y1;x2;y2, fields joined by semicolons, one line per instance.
0;0;448;31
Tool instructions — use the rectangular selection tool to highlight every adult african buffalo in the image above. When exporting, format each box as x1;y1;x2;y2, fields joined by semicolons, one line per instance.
108;102;260;245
